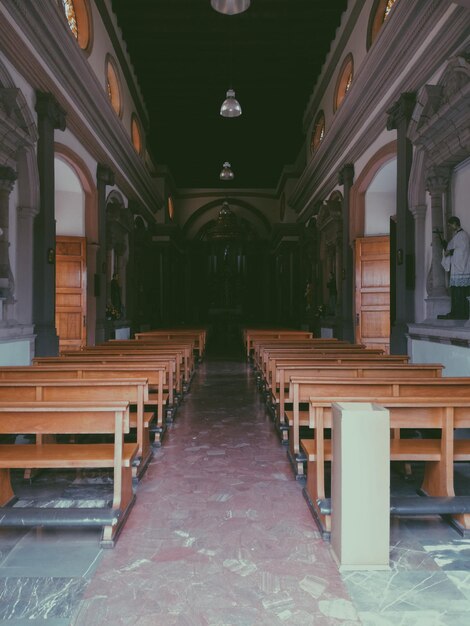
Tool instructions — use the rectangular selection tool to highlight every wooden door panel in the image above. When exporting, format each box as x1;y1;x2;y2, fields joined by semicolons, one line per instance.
355;236;390;353
55;236;86;352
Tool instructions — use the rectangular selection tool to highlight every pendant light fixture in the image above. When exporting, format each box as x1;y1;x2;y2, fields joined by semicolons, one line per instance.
219;162;235;180
220;88;242;117
211;1;251;16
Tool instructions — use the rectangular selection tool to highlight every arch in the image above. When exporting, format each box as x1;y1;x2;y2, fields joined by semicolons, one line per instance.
54;143;98;345
182;198;272;240
54;143;98;242
349;140;397;242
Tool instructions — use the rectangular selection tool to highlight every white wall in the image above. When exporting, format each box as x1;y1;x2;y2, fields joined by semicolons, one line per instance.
452;157;470;232
364;159;396;235
55;157;85;236
410;339;470;377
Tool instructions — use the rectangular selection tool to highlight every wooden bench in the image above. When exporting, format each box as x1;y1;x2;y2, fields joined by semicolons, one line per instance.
135;330;206;361
287;376;470;473
244;330;314;360
0;364;168;441
301;395;470;538
270;363;444;440
0;401;137;547
254;344;385;374
33;354;178;408
0;378;155;478
71;343;192;394
265;354;410;394
102;340;196;386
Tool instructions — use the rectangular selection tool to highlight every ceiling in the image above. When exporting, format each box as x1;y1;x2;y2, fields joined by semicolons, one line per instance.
110;0;348;189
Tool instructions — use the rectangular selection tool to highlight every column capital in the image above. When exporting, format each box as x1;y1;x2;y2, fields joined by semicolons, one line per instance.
386;92;416;130
17;205;39;220
409;204;427;221
425;165;451;194
35;91;66;131
338;163;354;187
96;163;115;187
0;166;17;193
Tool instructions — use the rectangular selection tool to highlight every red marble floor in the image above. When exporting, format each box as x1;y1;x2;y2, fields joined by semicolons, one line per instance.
72;359;360;625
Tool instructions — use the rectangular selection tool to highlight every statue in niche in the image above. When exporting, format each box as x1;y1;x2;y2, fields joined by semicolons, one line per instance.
108;272;122;320
327;271;337;316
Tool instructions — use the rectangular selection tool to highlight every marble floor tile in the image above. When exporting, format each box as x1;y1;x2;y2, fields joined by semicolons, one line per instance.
0;528;102;578
0;577;87;620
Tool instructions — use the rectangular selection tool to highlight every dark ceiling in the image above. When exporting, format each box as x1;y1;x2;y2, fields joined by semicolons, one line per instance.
110;0;348;189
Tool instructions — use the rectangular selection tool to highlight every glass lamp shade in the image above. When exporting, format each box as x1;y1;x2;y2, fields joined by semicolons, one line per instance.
220;89;242;117
219;162;235;180
211;1;251;16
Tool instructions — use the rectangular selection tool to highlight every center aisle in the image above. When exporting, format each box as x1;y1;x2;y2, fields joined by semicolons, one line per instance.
73;359;359;625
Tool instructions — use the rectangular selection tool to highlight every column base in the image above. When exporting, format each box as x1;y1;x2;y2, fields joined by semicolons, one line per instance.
425;296;451;320
34;322;59;356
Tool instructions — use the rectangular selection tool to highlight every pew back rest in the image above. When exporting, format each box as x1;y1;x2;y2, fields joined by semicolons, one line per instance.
0;402;130;435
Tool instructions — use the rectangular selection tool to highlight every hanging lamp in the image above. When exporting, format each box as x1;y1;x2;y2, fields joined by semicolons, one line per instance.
219;162;235;180
220;88;242;117
211;1;251;16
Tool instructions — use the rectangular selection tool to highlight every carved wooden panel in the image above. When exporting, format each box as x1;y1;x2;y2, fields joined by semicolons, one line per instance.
355;236;390;353
55;236;86;352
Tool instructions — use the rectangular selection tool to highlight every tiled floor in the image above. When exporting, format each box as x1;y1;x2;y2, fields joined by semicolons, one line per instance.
1;355;470;625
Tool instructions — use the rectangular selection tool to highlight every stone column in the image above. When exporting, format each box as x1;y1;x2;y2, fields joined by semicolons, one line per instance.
16;206;38;326
409;204;427;322
338;164;355;342
386;92;416;354
0;166;17;312
95;164;115;344
34;91;66;356
425;167;450;312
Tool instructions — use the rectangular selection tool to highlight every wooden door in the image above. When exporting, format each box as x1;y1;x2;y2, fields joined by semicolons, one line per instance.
355;236;390;353
55;236;86;352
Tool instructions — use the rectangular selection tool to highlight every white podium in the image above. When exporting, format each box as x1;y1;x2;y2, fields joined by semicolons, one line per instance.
331;402;390;570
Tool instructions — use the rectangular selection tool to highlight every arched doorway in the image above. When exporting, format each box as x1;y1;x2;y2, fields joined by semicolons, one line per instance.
351;146;397;353
54;156;87;351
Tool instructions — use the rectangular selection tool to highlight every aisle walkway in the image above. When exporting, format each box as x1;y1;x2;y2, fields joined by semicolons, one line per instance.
72;359;359;625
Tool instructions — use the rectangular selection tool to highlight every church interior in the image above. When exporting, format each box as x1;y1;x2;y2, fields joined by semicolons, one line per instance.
1;0;470;623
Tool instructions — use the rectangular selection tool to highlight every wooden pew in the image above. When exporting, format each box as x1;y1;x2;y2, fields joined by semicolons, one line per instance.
0;401;136;547
0;378;154;478
301;395;470;537
271;362;444;440
102;340;196;384
0;364;168;442
244;330;314;360
265;354;410;394
254;343;385;374
135;329;206;360
287;376;470;474
33;354;178;408
72;343;193;393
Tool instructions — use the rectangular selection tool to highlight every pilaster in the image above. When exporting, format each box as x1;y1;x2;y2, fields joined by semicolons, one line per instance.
338;163;355;342
95;163;115;344
0;166;17;307
33;91;66;356
386;92;416;354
